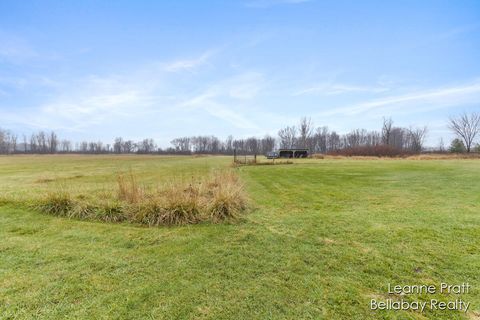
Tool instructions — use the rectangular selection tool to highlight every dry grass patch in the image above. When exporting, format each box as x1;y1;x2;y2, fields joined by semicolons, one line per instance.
407;153;480;160
33;170;248;226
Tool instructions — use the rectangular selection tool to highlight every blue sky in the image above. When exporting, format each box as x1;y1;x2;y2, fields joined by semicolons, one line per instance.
1;0;479;147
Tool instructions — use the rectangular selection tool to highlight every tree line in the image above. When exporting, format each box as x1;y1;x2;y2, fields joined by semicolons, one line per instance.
0;112;478;155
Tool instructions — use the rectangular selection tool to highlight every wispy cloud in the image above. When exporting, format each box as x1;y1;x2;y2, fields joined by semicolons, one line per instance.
1;50;265;135
435;23;480;40
317;80;480;117
11;91;149;131
0;31;37;63
294;82;389;96
181;72;265;130
163;51;214;72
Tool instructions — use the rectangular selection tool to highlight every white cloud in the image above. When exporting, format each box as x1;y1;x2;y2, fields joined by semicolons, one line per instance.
435;23;480;40
294;82;389;96
317;80;480;117
163;51;213;72
181;72;265;130
1;49;266;136
227;72;264;99
2;72;160;131
0;31;37;62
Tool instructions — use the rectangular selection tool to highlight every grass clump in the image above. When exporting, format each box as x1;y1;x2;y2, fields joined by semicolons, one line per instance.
33;170;247;226
35;191;74;216
117;171;143;203
206;171;247;222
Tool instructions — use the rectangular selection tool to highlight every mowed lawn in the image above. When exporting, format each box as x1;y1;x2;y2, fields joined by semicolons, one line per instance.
0;155;479;319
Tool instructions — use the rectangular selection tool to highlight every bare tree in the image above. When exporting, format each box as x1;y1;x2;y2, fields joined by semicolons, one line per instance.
313;126;329;153
47;131;58;153
22;134;28;153
11;134;17;153
138;139;156;153
448;112;480;153
245;137;259;154
30;134;37;153
225;135;233;153
113;137;123;153
278;126;297;148
260;135;276;153
407;126;428;153
328;131;341;151
298;117;314;149
381;117;393;145
60;139;72;152
438;138;445;153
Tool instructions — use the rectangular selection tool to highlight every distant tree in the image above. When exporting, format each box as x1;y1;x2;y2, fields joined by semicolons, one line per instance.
389;127;406;149
245;137;259;154
10;133;17;153
37;131;47;153
449;138;466;153
381;117;393;145
313;126;329;153
225;135;233;153
278;126;297;148
30;134;37;153
47;131;58;153
448;112;480;153
298;117;314;149
260;135;276;153
138;138;156;154
438;138;445;153
328;131;341;151
60;139;72;152
123;140;135;153
407;126;428;153
22;134;28;153
113;137;123;153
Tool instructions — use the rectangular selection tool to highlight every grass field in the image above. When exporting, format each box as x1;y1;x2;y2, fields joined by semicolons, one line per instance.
1;155;479;319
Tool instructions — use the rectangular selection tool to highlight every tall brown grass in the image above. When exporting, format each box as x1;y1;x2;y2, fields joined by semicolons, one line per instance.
117;171;144;203
34;170;248;226
327;145;411;157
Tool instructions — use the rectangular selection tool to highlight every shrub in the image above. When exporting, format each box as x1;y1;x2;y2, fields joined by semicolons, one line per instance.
450;139;466;153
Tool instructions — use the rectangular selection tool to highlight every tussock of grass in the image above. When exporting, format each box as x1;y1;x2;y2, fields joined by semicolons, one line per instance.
35;191;74;216
33;170;247;226
206;171;247;222
117;171;143;203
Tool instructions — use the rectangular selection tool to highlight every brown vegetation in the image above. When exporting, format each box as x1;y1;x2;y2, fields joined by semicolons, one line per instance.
34;170;247;226
327;145;412;157
311;152;480;160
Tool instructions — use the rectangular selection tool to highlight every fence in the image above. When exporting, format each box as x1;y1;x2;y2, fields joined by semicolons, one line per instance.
233;149;257;164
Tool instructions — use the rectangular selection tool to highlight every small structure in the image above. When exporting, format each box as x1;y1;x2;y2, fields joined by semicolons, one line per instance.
279;148;309;158
266;148;309;158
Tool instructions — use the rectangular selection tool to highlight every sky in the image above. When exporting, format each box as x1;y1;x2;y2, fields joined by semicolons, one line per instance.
1;0;479;147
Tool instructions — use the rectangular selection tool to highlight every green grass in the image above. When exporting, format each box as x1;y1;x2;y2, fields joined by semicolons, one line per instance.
0;155;479;319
